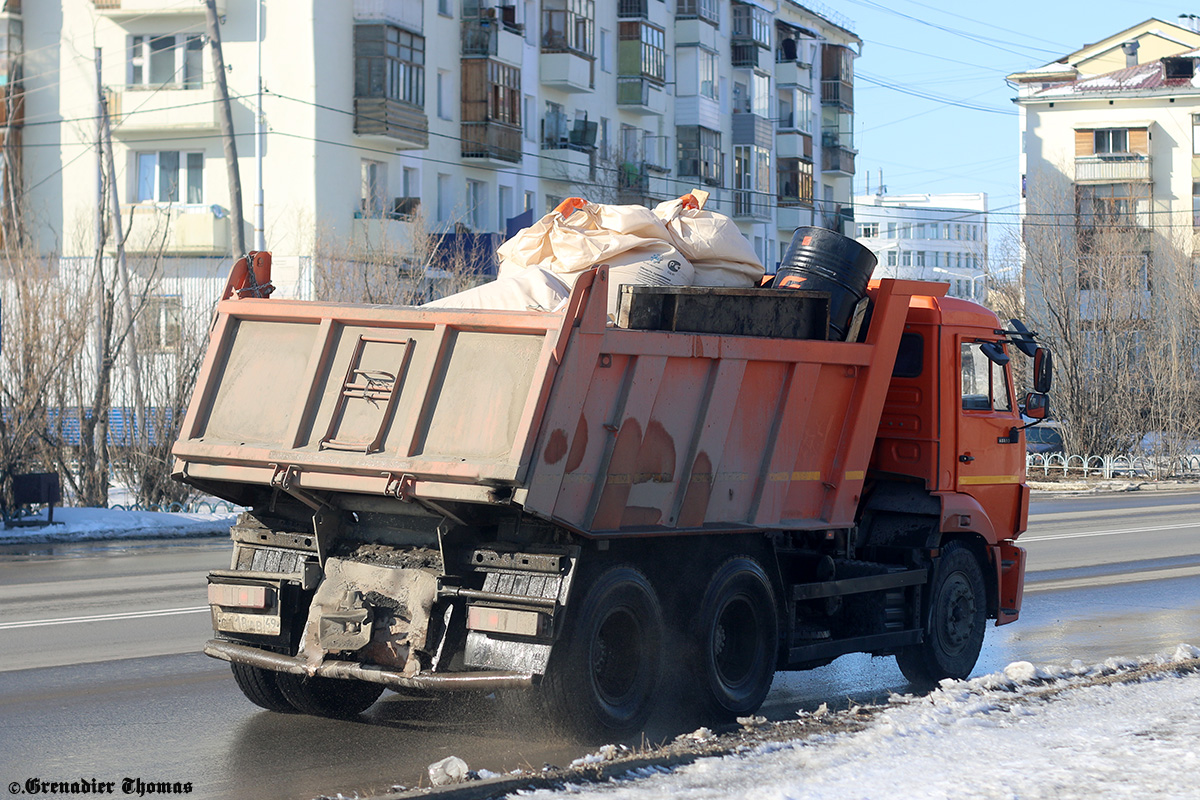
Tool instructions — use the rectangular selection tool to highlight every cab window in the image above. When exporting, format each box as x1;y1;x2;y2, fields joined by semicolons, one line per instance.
961;342;1011;411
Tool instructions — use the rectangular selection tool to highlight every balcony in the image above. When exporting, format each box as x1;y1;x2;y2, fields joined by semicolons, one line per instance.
774;59;811;87
354;97;429;149
821;79;853;110
615;162;671;206
731;42;768;70
461;18;524;66
117;205;230;256
1074;155;1152;184
732;112;772;148
92;0;224;16
0;83;22;129
354;0;423;33
461;121;522;166
540;52;594;92
539;143;593;183
776;205;811;231
617;77;667;115
108;85;217;132
822;146;855;176
618;0;647;17
775;130;812;160
732;190;771;221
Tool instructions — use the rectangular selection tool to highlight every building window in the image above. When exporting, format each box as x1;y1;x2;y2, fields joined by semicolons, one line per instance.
698;48;718;99
1077;182;1150;229
466;179;486;230
1094;128;1128;155
857;222;878;238
355;24;425;108
437;173;452;222
136;151;203;204
139;296;182;353
677;125;722;186
732;2;771;48
618;21;665;83
777;157;811;207
129;35;203;88
1193;181;1200;227
437;70;451;119
360;159;387;217
542;0;594;57
677;0;718;26
887;250;896;267
600;28;611;72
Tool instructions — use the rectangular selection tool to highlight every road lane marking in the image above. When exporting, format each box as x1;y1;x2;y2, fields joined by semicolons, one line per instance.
1024;521;1199;543
0;606;209;631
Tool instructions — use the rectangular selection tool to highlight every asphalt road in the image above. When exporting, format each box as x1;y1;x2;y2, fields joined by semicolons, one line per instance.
2;490;1199;799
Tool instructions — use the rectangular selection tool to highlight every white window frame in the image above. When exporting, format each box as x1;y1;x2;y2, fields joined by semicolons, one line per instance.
129;34;204;88
135;151;204;204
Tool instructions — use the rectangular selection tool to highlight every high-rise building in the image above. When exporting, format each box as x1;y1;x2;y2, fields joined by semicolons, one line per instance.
853;192;988;302
12;0;861;302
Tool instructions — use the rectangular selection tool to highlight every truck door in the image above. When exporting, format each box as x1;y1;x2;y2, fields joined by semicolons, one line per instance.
956;338;1023;537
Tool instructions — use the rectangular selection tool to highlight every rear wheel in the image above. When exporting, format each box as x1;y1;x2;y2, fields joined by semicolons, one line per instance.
275;672;384;718
541;565;664;739
690;557;778;721
896;540;987;687
230;663;295;713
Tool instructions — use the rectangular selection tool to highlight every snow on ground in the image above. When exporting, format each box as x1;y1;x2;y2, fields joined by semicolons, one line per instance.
517;647;1200;800
0;505;236;544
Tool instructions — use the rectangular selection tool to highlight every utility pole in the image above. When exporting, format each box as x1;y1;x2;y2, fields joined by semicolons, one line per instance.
254;0;265;251
100;89;146;445
205;0;246;257
93;48;106;390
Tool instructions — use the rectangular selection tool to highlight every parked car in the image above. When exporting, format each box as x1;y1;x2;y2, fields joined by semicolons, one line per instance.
1025;420;1065;455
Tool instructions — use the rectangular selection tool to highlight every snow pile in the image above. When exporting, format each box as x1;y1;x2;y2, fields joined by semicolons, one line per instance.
517;646;1200;800
0;506;236;544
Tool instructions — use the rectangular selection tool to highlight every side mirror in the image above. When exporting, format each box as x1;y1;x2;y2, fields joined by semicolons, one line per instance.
979;341;1010;366
1033;347;1053;393
1023;392;1050;420
1008;319;1038;357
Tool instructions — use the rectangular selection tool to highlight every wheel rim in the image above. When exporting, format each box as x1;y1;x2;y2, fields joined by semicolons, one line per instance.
591;606;643;705
935;572;977;656
712;594;758;687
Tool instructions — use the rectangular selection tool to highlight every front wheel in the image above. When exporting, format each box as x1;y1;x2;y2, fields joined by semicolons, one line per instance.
896;540;987;687
275;672;384;718
541;565;664;739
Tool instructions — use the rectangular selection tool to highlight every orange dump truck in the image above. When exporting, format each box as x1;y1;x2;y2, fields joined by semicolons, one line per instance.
173;261;1052;736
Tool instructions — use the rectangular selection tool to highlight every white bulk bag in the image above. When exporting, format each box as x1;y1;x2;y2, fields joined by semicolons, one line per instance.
654;189;764;287
421;268;570;312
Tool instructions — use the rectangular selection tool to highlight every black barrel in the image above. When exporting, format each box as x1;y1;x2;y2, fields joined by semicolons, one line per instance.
772;227;877;340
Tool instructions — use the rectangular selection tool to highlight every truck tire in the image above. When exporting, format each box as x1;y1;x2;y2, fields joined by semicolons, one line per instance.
690;557;778;721
275;672;384;718
541;565;664;739
896;540;986;686
230;663;296;713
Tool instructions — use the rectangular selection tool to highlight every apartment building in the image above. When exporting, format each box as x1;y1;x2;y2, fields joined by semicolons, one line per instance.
853;192;988;301
9;0;861;307
1009;17;1200;316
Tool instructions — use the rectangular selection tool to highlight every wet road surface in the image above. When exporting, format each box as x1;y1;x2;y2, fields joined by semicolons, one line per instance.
2;490;1198;798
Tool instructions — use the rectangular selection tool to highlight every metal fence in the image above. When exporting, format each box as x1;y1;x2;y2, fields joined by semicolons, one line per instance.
1027;452;1200;480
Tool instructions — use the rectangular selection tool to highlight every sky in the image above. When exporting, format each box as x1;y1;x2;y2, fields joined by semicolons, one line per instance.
838;0;1195;251
517;647;1200;800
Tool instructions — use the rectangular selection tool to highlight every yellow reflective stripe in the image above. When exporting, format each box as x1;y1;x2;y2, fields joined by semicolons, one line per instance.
845;471;865;480
959;475;1021;485
767;471;822;482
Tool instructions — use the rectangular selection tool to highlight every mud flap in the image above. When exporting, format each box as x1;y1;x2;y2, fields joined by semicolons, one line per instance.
995;541;1026;625
298;557;439;675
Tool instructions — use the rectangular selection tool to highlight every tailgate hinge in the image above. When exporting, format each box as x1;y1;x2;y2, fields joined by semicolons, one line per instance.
383;472;418;501
270;463;338;566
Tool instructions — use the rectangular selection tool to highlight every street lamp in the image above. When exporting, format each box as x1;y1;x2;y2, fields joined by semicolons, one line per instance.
931;267;987;302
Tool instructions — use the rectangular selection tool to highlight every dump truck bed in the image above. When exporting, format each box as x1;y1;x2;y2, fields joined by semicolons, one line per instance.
173;270;926;535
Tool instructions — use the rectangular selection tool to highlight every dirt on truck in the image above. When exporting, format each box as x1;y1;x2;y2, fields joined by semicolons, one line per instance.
173;233;1053;738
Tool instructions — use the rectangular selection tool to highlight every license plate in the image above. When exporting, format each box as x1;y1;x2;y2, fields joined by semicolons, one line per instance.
212;608;281;636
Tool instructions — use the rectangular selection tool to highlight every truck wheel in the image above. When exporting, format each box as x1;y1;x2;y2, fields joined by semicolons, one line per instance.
691;557;778;721
230;663;296;713
275;672;384;718
542;565;664;739
896;540;987;686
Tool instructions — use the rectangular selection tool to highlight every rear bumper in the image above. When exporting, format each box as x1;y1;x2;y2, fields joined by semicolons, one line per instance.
204;639;535;691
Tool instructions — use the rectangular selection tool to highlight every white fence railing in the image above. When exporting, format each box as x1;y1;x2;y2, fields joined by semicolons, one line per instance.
1027;452;1200;480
